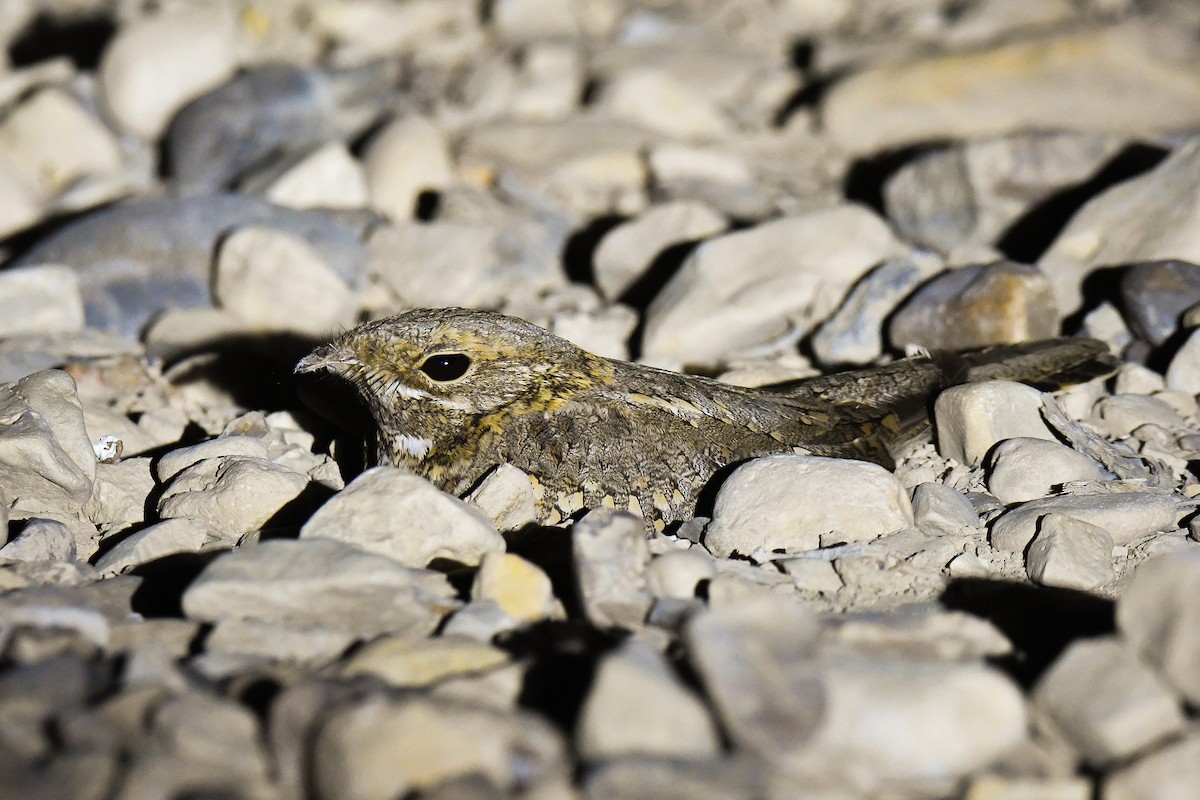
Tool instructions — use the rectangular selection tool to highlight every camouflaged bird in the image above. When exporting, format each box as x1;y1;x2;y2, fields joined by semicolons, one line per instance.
296;308;1116;528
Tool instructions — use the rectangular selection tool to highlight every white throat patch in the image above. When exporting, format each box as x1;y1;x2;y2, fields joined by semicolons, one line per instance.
392;434;433;460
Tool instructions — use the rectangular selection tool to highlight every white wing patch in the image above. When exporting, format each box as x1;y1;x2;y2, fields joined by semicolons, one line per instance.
393;434;433;459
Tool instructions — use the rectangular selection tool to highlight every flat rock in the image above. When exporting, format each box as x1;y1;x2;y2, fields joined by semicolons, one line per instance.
181;538;457;639
934;380;1056;466
340;635;509;688
0;518;76;563
990;491;1178;552
595;68;730;140
158;455;309;541
1025;514;1115;591
94;517;214;576
1119;260;1200;346
156;435;270;482
705;455;914;558
300;467;503;568
260;142;369;210
987;437;1106;504
645;549;717;600
1116;549;1200;705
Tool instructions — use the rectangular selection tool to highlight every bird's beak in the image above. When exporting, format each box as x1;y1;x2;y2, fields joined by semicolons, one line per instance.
295;344;356;375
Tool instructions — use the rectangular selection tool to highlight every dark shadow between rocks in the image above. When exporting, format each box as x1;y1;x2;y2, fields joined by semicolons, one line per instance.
1065;264;1130;340
129;550;227;619
939;577;1115;688
623;238;706;361
8;12;116;70
503;524;584;619
996;142;1171;265
561;214;626;286
843;144;945;218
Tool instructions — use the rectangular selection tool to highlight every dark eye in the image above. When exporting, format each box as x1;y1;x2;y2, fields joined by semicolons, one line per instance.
419;353;471;382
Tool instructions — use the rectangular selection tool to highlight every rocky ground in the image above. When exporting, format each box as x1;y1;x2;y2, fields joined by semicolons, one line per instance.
2;0;1200;798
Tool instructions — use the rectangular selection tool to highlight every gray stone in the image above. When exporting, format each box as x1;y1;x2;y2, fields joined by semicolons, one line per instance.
573;509;653;629
705;455;914;558
155;436;270;482
82;458;155;535
1119;260;1200;346
0;266;85;337
990;491;1178;552
0;518;76;562
1102;733;1200;800
1032;637;1184;766
363;116;453;221
94;517;214;576
300;467;503;568
181;538;457;639
158;455;309;541
911;482;980;537
1116;549;1200;705
464;463;538;532
988;438;1106;504
1094;394;1188;438
1025;514;1115;591
206;618;356;665
934;380;1056;466
888;262;1058;352
884;147;976;252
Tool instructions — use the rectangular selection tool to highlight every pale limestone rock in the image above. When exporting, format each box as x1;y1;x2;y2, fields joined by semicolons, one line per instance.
642;205;905;369
204;618;355;665
300;467;503;568
987;438;1106;504
341;635;509;688
572;509;653;629
492;0;618;42
0;518;75;562
213;226;357;337
0;157;42;238
464;463;538;531
705;455;914;558
156;436;271;482
98;5;240;139
646;549;717;600
362;116;453;221
990;492;1178;552
911;482;979;537
0;266;85;337
593;200;727;301
367;222;506;310
470;553;560;623
1033;637;1185;766
1102;733;1200;800
1025;514;1115;591
158;455;308;541
83;457;155;535
577;639;721;760
1116;549;1200;705
597;68;730;140
261;142;370;210
94;517;214;576
934;380;1055;466
1165;327;1200;394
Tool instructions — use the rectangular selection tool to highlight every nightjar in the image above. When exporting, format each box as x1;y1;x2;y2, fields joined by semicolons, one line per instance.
296;308;1116;528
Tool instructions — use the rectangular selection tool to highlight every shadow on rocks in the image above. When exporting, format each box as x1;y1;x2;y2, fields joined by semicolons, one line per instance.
940;577;1114;688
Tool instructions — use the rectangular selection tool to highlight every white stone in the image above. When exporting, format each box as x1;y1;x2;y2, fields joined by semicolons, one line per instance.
0;518;75;562
1102;733;1200;800
0;88;123;202
1165;327;1200;394
593;200;727;300
1033;637;1185;766
181;538;456;639
935;380;1056;466
0;158;42;238
911;482;979;536
205;617;356;665
214;226;357;337
779;557;845;593
987;437;1106;504
572;509;653;630
646;549;717;600
340;635;509;688
704;455;914;558
362;116;453;221
597;68;729;140
1094;394;1187;438
158;456;308;541
990;491;1178;552
470;553;559;623
642;206;905;369
95;517;214;576
310;0;480;65
1025;514;1115;591
367;222;503;311
1116;549;1200;705
98;5;240;139
1114;363;1165;395
261;142;369;210
647;142;755;187
156;436;271;482
83;457;155;535
549;305;638;361
0;265;85;336
577;639;721;760
492;0;618;42
464;463;537;532
300;467;503;568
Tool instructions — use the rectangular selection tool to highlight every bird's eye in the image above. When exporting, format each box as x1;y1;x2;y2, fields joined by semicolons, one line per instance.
419;353;471;382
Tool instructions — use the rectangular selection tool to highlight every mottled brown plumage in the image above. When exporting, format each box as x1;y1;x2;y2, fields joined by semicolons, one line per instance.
296;308;1116;527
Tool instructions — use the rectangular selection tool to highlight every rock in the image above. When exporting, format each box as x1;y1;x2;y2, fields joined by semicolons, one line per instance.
312;696;564;800
12;193;368;339
1032;637;1184;766
1165;327;1200;394
888;262;1058;352
990;491;1178;552
0;88;123;204
987;438;1106;504
363;116;453;221
98;5;240;139
593;201;727;301
1116;549;1200;705
547;304;638;361
683;595;822;758
642;205;905;369
204;618;356;665
934;380;1056;466
577;638;721;760
1025;514;1115;591
440;601;523;643
367;222;510;310
158;456;309;541
464;464;538;531
964;776;1090;800
705;455;914;558
341;635;509;688
646;143;767;219
83;458;155;535
181;538;456;639
823;25;1200;155
883;147;975;253
584;757;766;800
572;509;653;629
213;225;358;336
1040;140;1200;316
911;482;980;536
1094;394;1188;438
155;436;271;482
311;0;481;65
1119;260;1200;346
260;142;369;210
470;553;560;623
94;517;214;576
0;370;96;520
812;253;942;366
0;518;76;563
492;0;618;42
0;266;85;337
646;549;717;600
509;42;585;120
300;467;503;568
1101;733;1200;800
596;68;730;140
0;159;43;239
1113;364;1165;396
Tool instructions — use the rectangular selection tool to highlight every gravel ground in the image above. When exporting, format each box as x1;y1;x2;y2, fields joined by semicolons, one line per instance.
2;1;1200;798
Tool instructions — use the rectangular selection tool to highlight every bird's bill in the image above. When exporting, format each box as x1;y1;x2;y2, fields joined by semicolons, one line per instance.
294;344;357;375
